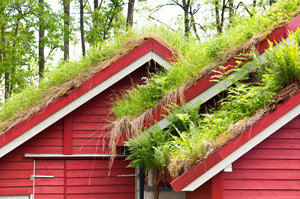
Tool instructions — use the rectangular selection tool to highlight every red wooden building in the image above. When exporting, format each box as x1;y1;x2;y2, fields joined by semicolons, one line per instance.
0;39;174;199
137;14;300;199
0;13;299;199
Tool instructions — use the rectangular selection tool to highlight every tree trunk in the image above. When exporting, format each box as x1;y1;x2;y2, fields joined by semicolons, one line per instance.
253;0;257;7
1;18;10;100
215;0;221;33
126;0;135;29
189;5;200;40
228;0;234;23
39;0;45;79
269;0;276;5
219;0;226;33
94;0;98;10
4;72;11;100
183;0;190;37
80;0;85;56
63;0;70;61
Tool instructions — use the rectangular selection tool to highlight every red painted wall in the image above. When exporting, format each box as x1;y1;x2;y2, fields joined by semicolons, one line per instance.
33;159;135;199
223;115;300;199
0;63;154;197
186;180;211;199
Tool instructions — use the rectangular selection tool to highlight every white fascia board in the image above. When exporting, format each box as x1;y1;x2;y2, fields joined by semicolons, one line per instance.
0;196;31;199
0;51;170;158
152;51;172;70
182;104;300;191
24;153;127;158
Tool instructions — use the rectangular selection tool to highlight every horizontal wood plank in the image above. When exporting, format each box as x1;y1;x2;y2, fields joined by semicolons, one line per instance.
66;169;134;178
224;169;300;180
66;185;134;194
255;138;300;149
66;177;134;186
35;194;64;199
224;190;300;199
283;118;300;128
65;193;134;199
224;179;300;190
242;148;300;159
233;159;300;170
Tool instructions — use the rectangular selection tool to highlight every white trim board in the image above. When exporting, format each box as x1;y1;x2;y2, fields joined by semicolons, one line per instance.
0;51;171;158
182;104;300;191
0;196;31;199
24;153;127;158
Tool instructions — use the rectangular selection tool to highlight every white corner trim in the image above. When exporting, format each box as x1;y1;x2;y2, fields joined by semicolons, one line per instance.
182;104;300;191
224;164;233;172
0;51;170;158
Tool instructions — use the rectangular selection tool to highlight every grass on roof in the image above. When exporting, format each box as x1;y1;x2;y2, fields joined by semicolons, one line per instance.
0;0;299;134
125;31;300;178
111;0;300;119
0;30;168;133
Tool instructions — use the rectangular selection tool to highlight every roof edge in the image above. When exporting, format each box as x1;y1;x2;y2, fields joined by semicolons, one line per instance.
171;90;300;192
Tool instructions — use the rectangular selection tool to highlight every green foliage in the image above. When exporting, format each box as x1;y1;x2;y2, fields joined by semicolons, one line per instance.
85;0;125;44
125;126;171;172
0;0;69;102
126;81;278;172
0;0;38;99
254;30;300;88
125;26;300;173
112;0;300;119
168;82;276;161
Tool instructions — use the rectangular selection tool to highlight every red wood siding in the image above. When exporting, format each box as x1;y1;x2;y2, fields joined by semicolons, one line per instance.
186;180;211;199
186;172;224;199
223;115;300;199
0;154;33;195
71;65;151;154
0;63;156;197
34;160;135;199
